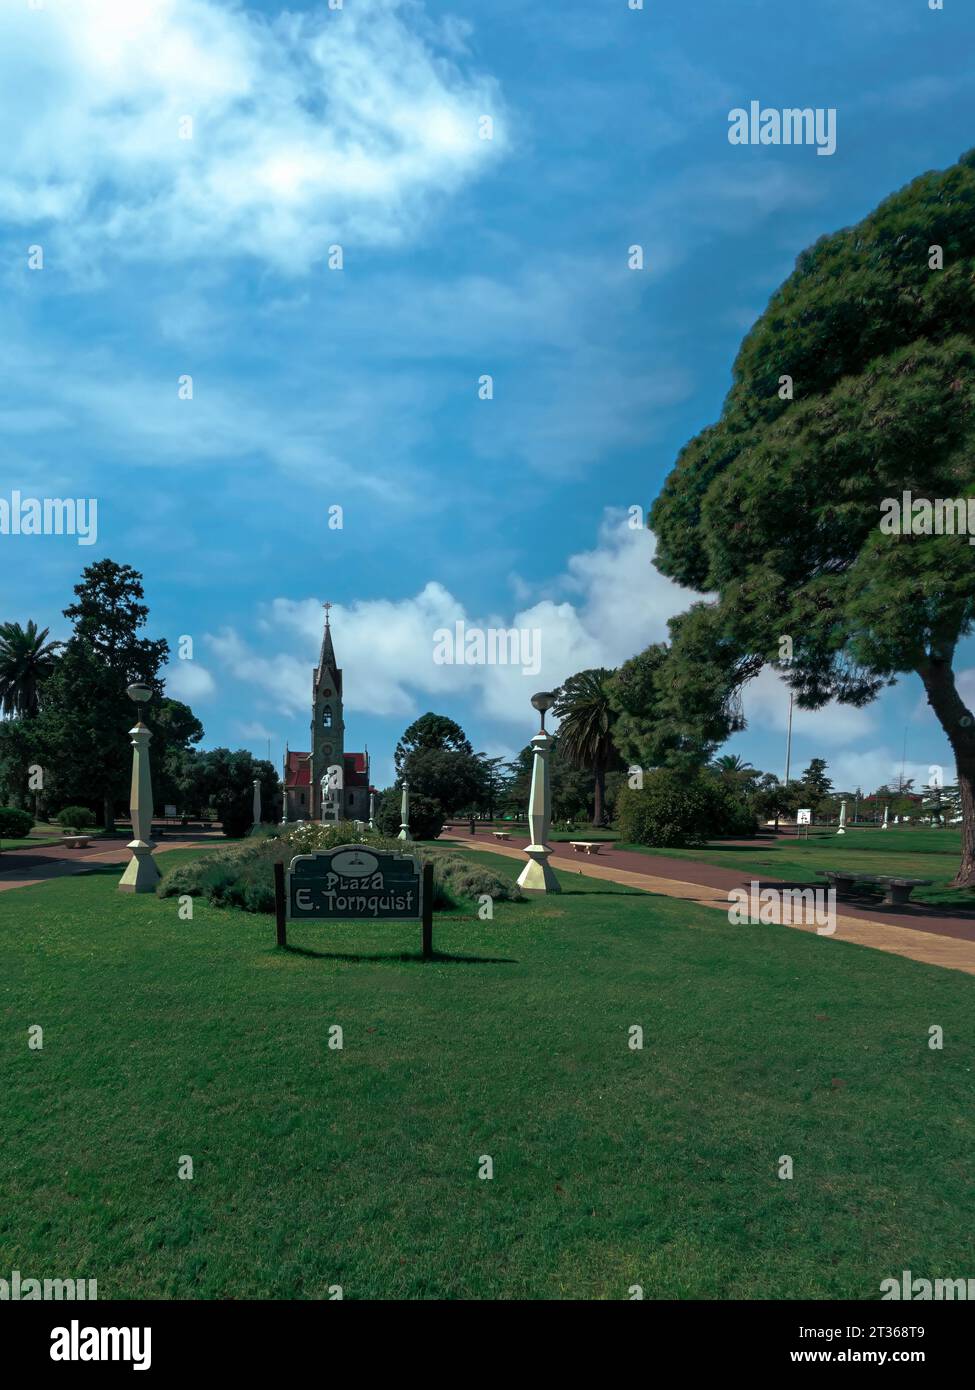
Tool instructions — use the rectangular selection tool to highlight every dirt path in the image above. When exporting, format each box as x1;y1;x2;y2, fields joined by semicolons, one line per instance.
443;833;975;977
0;834;217;893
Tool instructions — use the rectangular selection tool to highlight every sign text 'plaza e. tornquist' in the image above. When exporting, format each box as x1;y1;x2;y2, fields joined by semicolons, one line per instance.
286;846;422;922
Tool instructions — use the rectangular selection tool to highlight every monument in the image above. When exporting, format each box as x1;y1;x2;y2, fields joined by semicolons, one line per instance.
517;691;561;895
118;683;160;893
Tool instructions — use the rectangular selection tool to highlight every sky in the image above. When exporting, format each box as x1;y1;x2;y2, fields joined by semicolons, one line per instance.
1;0;973;795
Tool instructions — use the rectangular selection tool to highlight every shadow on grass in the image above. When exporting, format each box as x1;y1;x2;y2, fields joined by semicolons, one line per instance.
277;943;517;964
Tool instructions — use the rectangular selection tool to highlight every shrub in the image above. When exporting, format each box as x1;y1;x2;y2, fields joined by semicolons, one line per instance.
56;805;94;832
426;852;523;909
219;800;253;838
158;822;521;914
0;806;34;839
617;770;755;848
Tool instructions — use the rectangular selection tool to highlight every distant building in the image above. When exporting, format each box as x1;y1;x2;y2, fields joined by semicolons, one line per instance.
282;607;372;822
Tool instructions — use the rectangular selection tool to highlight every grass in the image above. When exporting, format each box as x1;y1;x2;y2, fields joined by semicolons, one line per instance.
0;844;973;1300
615;826;975;912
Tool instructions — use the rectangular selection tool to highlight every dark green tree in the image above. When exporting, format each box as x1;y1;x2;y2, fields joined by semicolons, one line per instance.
797;759;833;813
650;150;975;886
393;713;484;816
182;749;278;835
394;713;473;774
149;699;205;812
35;561;170;829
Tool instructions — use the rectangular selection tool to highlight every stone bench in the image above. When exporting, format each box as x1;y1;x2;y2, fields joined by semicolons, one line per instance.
570;841;604;855
818;870;933;906
62;836;91;849
492;831;512;841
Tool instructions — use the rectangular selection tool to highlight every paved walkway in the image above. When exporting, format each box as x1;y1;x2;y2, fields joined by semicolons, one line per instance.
0;833;217;892
443;832;975;977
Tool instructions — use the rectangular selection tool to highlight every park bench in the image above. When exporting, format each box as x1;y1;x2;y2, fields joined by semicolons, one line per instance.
570;841;604;855
492;831;512;841
818;870;933;906
62;836;90;849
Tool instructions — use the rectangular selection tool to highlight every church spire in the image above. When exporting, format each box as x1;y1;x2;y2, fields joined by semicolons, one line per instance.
318;601;337;676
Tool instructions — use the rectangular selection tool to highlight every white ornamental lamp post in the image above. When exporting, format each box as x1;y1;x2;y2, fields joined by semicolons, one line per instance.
881;803;889;831
516;691;561;895
398;781;411;841
252;777;262;833
118;682;160;893
368;789;376;832
837;798;847;835
320;772;333;824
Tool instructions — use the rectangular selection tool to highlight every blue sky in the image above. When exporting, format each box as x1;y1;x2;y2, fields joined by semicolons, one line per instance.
1;0;973;794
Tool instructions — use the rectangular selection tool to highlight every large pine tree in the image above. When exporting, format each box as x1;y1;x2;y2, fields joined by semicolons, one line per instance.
650;150;975;885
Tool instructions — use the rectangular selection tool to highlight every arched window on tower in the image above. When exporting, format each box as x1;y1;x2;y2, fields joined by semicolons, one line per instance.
322;707;333;729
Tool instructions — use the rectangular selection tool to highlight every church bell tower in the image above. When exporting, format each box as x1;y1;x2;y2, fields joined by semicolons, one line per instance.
310;603;345;820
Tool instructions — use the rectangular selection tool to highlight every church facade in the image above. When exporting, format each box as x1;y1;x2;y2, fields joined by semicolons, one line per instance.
282;608;373;823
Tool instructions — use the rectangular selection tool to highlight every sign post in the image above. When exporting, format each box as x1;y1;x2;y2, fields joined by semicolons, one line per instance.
273;844;433;959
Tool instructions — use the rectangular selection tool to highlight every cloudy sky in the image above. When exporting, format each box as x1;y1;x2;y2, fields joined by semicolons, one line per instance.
2;0;973;792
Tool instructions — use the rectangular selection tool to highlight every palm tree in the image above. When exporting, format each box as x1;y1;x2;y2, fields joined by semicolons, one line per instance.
712;754;753;776
553;668;618;827
0;620;62;718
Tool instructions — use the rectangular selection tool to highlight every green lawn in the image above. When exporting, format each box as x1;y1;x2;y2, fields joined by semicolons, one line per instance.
1;845;972;1300
614;826;975;912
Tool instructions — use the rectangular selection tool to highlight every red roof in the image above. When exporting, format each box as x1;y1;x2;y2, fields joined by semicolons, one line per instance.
285;751;312;787
284;750;368;789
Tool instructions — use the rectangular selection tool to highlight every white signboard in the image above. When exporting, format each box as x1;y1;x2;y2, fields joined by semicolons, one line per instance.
796;808;812;825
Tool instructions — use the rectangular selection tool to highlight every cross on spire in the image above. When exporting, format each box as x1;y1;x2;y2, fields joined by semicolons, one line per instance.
322;600;332;625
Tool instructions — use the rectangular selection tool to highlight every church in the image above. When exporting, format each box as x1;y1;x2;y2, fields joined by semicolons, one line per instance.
282;606;373;823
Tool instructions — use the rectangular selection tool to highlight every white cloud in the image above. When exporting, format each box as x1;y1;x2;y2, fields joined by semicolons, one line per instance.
163;659;216;703
205;512;692;728
825;752;949;797
742;667;876;743
1;0;505;271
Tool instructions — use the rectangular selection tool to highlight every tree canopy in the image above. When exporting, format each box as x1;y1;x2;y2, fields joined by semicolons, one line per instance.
649;149;975;884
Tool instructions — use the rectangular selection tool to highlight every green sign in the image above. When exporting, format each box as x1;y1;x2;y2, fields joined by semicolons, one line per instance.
286;844;423;922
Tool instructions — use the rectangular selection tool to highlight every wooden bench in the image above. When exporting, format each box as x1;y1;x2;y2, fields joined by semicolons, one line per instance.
62;836;90;849
818;870;933;906
570;841;604;855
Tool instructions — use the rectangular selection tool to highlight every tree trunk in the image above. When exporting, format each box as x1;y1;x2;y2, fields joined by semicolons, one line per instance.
104;792;115;835
918;660;975;887
592;763;606;827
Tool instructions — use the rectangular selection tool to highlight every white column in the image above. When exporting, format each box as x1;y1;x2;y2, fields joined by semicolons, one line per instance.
517;730;561;894
881;804;889;831
837;798;847;835
118;713;160;893
252;778;261;830
398;781;411;840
